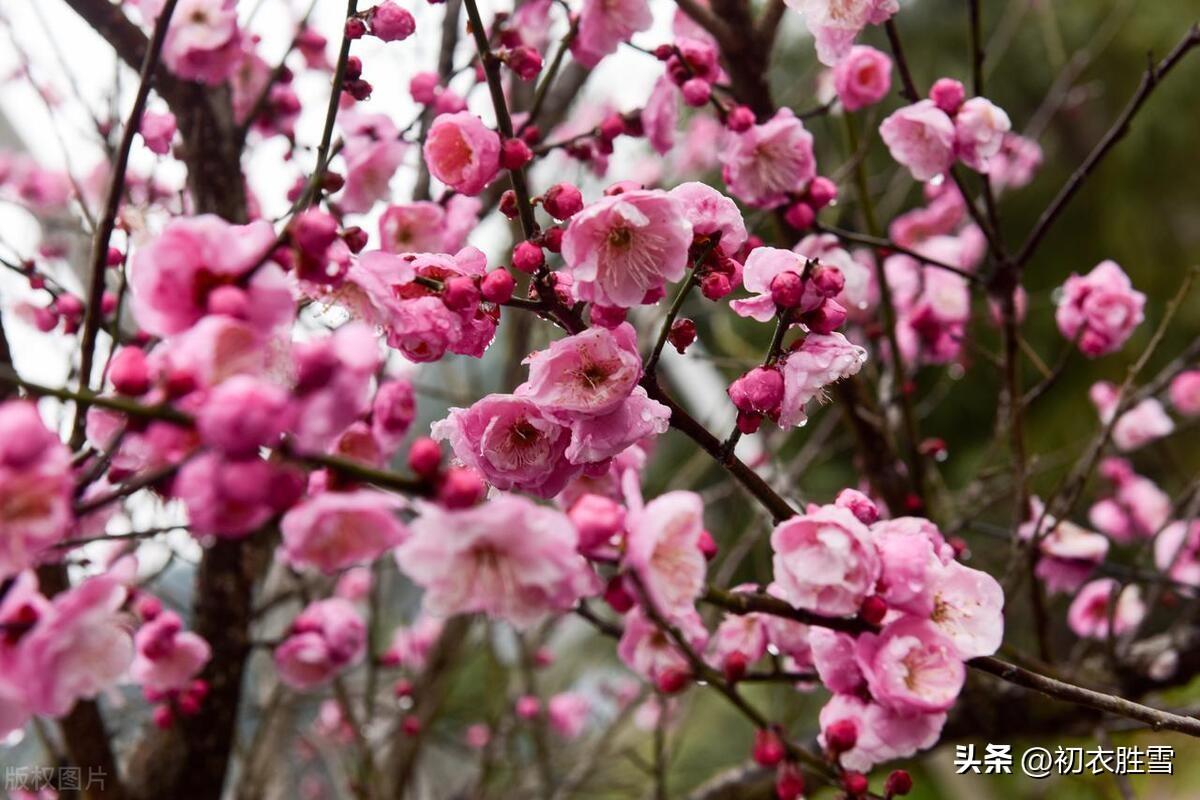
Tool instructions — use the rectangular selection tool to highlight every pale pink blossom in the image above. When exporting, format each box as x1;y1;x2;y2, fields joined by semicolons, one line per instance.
708;611;770;673
871;517;948;616
0;402;73;578
988;133;1043;191
274;598;367;690
810;628;865;694
281;490;408;574
423;112;500;196
395;495;598;627
617;605;708;681
562;189;693;307
1090;459;1170;542
953;97;1011;173
18;566;134;717
889;182;966;249
521;325;642;417
570;0;653;67
379;197;480;254
880;101;956;181
547;691;591;739
339;112;408;214
162;0;242;84
771;505;880;616
642;76;679;156
140;111;177;155
1068;579;1145;640
720;109;817;208
1020;497;1110;594
778;332;868;428
1155;521;1200;587
856;616;965;713
624;491;707;616
731;246;820;322
562;387;670;466
130;610;211;692
796;234;875;314
372;378;417;457
1089;382;1175;452
433;394;579;497
668;182;748;256
1055;261;1146;358
787;0;899;66
833;45;892;111
383;615;445;670
925;560;1004;659
129;215;291;337
818;693;945;772
289;323;381;454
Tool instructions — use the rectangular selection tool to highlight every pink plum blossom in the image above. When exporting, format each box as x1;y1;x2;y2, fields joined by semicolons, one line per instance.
521;325;642;417
17;565;135;718
1055;261;1146;358
810;628;865;694
623;491;708;616
818;693;945;772
988;133;1044;191
720;109;817;208
129;215;291;337
953;97;1012;173
131;610;211;692
880;101;956;181
379;197;480;254
423;112;501;196
274;598;367;690
339;112;408;214
871;516;949;616
547;692;591;739
383;615;445;670
196;376;294;458
570;0;653;68
787;0;899;66
562;387;670;466
668;182;748;256
1169;370;1200;416
289;323;381;454
925;560;1004;659
1020;498;1110;594
394;495;599;627
140;111;177;155
771;505;880;616
0;402;73;578
833;45;893;112
562;189;693;307
432;394;579;497
175;453;297;539
617;605;708;681
162;0;243;84
1068;579;1145;640
1089;382;1175;452
642;77;680;156
281;490;408;574
856;616;965;713
1154;521;1200;587
778;333;868;428
372;378;417;457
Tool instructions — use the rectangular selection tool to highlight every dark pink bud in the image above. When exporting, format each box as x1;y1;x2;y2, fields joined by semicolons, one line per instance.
807;176;838;209
542;226;564;253
291;208;339;258
930;77;965;114
603;574;635;614
810;265;845;297
206;285;249;318
728;367;784;416
499;190;519;219
507;45;543;80
368;1;416;42
500;138;533;170
723;650;748;683
824;719;858;753
152;704;174;729
885;769;913;797
802;299;847;334
344;16;367;39
834;488;879;524
394;678;414;697
680;78;712;107
726;105;755;132
569;494;626;553
783;201;815;231
653;44;674;61
110;346;151;396
699;271;732;300
106;246;124;267
409;71;439;104
401;715;422;736
345;78;373;101
442;275;480;311
54;294;83;318
752;729;785;767
481;269;516;303
736;410;762;434
344;56;363;81
668;318;697;353
655;667;689;695
101;291;118;315
598;113;626;141
698;529;717;561
859;595;887;625
590;305;627;329
542;183;583;220
843;772;869;797
769;271;805;308
407;437;442;477
437;467;486;509
775;763;805;800
512;241;545;274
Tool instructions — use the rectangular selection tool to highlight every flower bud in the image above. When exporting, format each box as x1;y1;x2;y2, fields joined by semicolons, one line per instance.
885;769;913;797
843;772;869;797
802;299;847;334
500;138;533;170
699;272;732;301
728;367;784;416
438;467;486;509
726;105;755;132
344;17;367;39
442;275;480;311
542;183;584;220
603;574;635;613
499;190;519;219
775;763;805;800
859;595;887;626
368;1;416;42
770;271;805;309
824;719;857;753
681;78;712;107
930;77;965;115
807;176;838;209
655;667;690;695
568;494;626;554
110;346;151;396
752;728;785;767
512;241;545;274
481;269;516;303
668;318;697;353
783;201;815;231
407;437;442;477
